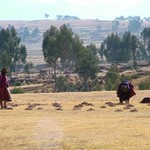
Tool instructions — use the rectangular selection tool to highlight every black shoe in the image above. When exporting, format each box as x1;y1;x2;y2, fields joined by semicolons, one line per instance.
7;99;12;102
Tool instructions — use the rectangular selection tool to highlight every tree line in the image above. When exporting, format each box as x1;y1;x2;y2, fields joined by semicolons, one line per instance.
100;28;150;67
1;24;150;91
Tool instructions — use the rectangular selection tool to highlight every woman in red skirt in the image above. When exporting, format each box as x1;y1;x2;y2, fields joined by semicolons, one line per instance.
0;68;11;109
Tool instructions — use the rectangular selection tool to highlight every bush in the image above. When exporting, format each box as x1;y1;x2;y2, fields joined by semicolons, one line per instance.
104;66;121;91
55;76;67;92
11;87;24;94
68;82;76;92
93;83;104;91
15;81;22;86
139;79;150;90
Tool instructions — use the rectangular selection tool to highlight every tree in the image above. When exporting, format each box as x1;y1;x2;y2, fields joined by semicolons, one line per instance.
56;15;63;20
96;25;101;32
104;66;121;91
18;27;30;41
86;43;98;56
128;16;142;33
99;42;105;61
42;25;60;91
14;45;27;74
57;24;74;70
120;32;132;62
75;47;99;91
140;27;150;61
56;15;80;20
71;34;83;68
100;33;121;63
23;27;30;40
112;20;120;31
0;26;27;72
42;24;84;91
31;27;40;38
100;31;143;65
115;15;125;21
44;14;49;19
24;62;34;75
130;35;140;68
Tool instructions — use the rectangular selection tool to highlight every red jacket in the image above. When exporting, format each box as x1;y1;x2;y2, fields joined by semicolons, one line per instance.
0;75;9;88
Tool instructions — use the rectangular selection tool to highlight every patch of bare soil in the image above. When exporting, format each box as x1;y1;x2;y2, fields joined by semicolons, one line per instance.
73;101;94;110
33;117;64;149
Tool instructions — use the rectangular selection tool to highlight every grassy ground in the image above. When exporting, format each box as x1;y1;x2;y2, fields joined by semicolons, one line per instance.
0;91;150;150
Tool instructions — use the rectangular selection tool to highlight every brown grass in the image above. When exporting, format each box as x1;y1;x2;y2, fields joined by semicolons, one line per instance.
0;91;150;150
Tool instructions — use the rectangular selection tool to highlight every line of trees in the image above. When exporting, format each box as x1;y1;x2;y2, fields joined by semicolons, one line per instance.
1;23;150;91
56;15;80;20
99;27;150;68
42;24;150;91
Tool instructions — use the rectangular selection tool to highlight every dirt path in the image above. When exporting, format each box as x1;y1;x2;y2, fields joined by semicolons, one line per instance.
33;116;64;150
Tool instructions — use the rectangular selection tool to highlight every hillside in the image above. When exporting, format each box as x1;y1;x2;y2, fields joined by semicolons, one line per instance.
0;19;150;65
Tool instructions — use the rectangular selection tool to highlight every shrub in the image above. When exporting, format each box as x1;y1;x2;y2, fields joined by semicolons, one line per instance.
139;79;150;90
104;66;121;91
75;81;82;91
55;76;67;92
15;81;22;86
93;83;104;91
68;82;76;92
11;87;24;94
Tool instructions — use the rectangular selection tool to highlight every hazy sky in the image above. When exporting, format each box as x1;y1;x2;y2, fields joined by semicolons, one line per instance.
0;0;149;20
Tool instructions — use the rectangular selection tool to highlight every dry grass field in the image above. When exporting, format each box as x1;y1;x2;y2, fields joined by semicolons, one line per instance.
0;90;150;150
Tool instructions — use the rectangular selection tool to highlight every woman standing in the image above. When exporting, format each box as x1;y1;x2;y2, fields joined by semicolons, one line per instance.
0;68;11;109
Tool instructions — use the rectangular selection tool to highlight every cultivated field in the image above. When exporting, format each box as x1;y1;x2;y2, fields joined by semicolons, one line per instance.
0;90;150;150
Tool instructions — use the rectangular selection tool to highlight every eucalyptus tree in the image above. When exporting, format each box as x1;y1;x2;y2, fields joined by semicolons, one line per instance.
44;13;49;19
100;31;143;66
128;16;142;33
100;33;121;64
42;25;60;83
86;43;98;56
14;44;27;73
0;26;27;72
140;27;150;61
57;24;74;70
71;34;83;68
42;24;83;91
75;46;99;90
112;20;119;31
42;24;81;73
104;65;121;91
24;62;34;76
130;35;140;68
99;42;105;61
120;32;132;62
31;27;40;38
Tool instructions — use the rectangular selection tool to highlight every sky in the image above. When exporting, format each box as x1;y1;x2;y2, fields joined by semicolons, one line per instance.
0;0;150;21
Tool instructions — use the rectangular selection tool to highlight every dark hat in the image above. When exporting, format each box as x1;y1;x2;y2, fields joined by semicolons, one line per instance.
1;67;8;73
